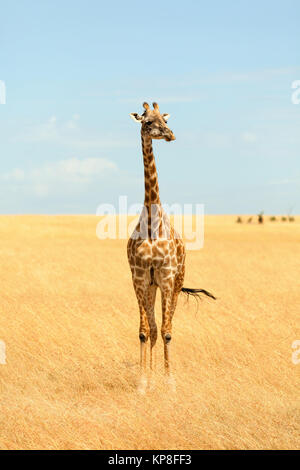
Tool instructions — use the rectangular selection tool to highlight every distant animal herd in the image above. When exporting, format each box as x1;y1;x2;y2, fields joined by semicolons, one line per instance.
236;212;295;224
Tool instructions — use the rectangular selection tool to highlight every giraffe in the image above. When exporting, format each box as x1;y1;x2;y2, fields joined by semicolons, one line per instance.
127;102;215;389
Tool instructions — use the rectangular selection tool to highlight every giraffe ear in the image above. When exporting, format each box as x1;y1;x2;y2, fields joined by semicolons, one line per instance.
130;113;143;123
162;113;170;123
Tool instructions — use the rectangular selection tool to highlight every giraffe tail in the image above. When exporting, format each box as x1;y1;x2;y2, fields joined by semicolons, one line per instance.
181;287;216;300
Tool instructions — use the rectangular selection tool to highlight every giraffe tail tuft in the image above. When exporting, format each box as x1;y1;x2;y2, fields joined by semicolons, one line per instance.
181;287;216;300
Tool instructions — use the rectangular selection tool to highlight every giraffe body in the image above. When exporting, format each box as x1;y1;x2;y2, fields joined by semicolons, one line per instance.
127;226;185;373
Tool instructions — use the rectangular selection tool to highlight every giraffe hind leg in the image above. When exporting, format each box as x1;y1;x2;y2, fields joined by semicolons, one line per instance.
137;299;149;394
160;281;175;374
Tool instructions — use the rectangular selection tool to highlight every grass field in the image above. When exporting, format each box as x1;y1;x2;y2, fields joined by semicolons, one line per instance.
0;215;299;450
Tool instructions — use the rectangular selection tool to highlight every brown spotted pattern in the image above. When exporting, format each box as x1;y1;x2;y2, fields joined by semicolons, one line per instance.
128;102;185;374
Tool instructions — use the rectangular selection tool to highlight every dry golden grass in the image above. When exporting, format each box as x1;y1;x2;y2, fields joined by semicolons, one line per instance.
0;215;299;450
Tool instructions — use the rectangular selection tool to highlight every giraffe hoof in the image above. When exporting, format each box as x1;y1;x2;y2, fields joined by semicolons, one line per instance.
165;333;172;343
139;333;147;342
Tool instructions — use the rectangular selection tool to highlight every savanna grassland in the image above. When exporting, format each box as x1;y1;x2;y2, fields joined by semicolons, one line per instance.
0;215;299;450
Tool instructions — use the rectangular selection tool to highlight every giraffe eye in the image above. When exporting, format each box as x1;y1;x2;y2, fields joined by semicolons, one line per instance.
146;121;153;125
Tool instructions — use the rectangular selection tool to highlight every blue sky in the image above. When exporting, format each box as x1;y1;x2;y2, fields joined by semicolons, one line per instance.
0;0;299;214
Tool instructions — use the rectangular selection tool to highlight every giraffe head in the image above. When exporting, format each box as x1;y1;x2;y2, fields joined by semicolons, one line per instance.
130;102;175;141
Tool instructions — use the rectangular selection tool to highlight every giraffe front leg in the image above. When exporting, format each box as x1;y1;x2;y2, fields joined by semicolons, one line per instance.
161;285;174;374
133;271;153;392
161;315;176;392
139;303;149;364
133;279;150;356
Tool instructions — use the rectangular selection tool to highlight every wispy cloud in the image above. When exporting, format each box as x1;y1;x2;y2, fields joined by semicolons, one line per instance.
268;177;300;186
65;114;80;130
241;132;257;143
87;66;300;102
18;115;134;149
228;67;300;82
1;157;118;197
21;115;59;143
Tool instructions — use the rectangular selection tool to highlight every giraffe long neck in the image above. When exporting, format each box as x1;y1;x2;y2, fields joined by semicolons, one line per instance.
141;133;161;210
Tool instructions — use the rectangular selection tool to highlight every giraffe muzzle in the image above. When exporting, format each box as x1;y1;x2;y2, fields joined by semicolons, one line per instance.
165;133;176;142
